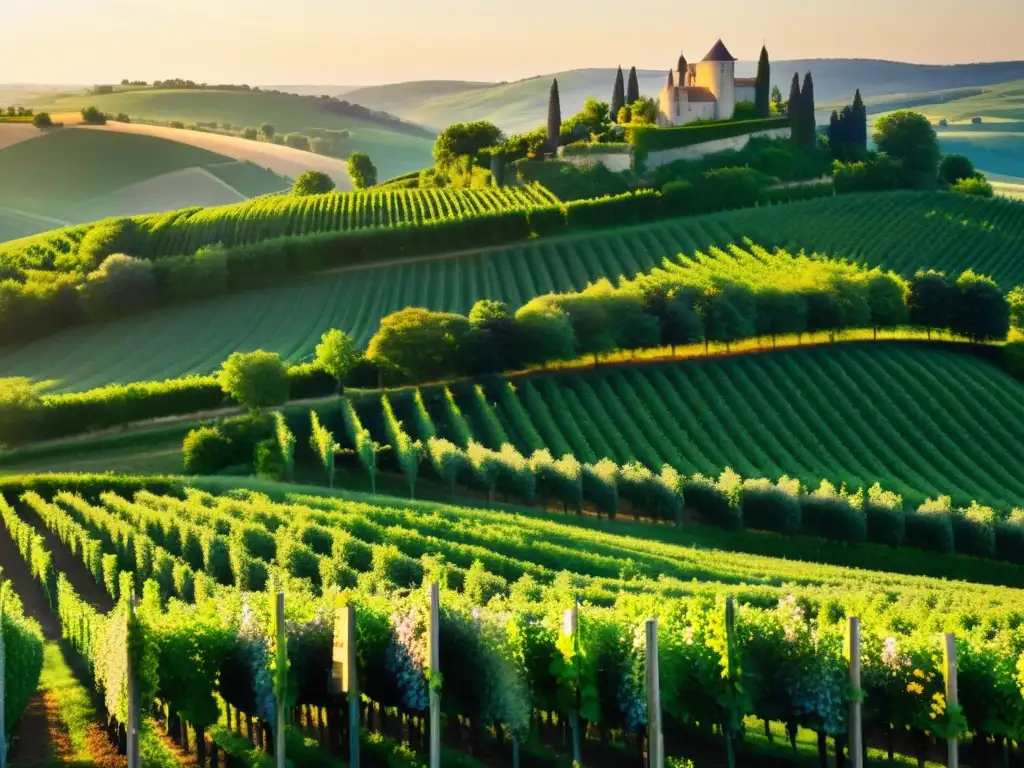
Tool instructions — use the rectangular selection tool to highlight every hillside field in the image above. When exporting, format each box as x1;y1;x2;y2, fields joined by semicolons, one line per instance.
36;88;436;178
0;127;289;239
0;191;1020;392
386;343;1024;512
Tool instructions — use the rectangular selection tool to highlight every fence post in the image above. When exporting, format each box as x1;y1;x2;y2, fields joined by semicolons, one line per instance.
724;596;736;768
275;592;286;768
944;633;958;768
847;617;862;768
0;593;7;768
126;601;141;768
332;604;360;768
428;582;441;768
645;618;664;768
563;600;582;766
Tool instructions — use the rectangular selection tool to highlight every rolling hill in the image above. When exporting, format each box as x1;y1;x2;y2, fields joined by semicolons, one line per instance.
347;59;1024;133
35;87;436;179
0;127;289;240
862;79;1024;193
357;342;1024;512
1;190;1020;393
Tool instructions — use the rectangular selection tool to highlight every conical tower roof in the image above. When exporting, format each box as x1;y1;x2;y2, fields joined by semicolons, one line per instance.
702;39;737;62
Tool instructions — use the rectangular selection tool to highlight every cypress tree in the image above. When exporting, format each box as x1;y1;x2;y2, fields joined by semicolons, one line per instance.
801;72;817;149
626;66;640;105
677;54;688;85
547;78;562;153
755;46;771;118
787;73;803;147
611;66;626;123
853;88;867;151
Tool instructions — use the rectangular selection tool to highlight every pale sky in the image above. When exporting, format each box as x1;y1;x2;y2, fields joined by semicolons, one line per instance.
2;0;1021;86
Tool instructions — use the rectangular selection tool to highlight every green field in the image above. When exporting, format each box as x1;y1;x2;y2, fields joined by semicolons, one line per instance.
388;343;1024;511
0;128;287;236
0;191;1020;392
37;88;435;178
0;183;561;271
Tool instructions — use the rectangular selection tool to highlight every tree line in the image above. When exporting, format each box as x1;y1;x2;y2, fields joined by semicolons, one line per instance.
362;254;1010;385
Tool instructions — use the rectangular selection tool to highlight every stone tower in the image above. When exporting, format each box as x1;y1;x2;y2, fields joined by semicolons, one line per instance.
696;39;736;119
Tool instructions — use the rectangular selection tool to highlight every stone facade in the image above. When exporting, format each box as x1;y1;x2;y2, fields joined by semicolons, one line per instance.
657;40;760;127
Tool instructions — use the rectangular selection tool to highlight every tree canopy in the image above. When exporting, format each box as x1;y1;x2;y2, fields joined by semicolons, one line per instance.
367;308;472;382
547;79;562;153
611;67;626;124
292;170;336;196
314;329;359;390
347;153;378;189
873;110;940;188
218;350;290;412
755;47;771;119
433;121;503;167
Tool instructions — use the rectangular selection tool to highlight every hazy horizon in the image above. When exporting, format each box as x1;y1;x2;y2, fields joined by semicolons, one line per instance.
2;0;1021;86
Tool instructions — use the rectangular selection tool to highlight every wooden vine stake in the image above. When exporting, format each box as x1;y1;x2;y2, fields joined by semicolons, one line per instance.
724;596;736;768
847;617;863;768
944;633;959;768
331;603;360;768
428;582;441;768
275;592;286;768
645;618;664;768
126;601;141;768
0;592;7;768
563;600;582;767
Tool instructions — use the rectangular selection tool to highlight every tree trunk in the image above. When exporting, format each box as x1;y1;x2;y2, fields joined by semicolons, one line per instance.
817;731;828;768
181;720;190;753
764;718;772;743
196;726;206;768
787;721;798;752
887;724;894;762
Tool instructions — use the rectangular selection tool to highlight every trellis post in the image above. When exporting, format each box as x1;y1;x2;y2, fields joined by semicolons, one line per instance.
724;596;736;768
847;617;863;768
0;592;7;768
275;592;286;768
563;599;582;766
332;603;360;768
944;633;959;768
645;618;664;768
126;599;141;768
428;582;441;768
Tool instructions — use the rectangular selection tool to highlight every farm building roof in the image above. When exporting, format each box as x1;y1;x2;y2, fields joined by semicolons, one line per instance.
702;39;737;62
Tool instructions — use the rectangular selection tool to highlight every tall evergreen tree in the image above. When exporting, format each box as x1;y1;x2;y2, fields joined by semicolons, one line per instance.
787;72;803;146
853;88;868;150
626;66;640;105
547;78;562;153
611;66;626;123
677;54;688;85
801;72;816;149
755;46;771;118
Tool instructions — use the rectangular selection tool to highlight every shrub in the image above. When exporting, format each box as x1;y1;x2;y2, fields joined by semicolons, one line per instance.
627;117;788;153
253;438;283;480
182;426;233;475
952;177;994;198
463;560;509;605
661;180;695;214
527;206;566;237
684;470;741;529
218;350;290;412
78;253;155;321
371;544;424;588
581;458;619;517
292;170;335;196
159;244;229;301
939;154;978;186
347;153;378;189
832;155;906;194
741;477;801;533
694;167;763;212
905;497;955;554
81;106;107;125
951;502;996;558
367;308;472;383
333;533;373;572
994;515;1024;564
563;190;662;229
863;483;905;547
32;112;53;128
799;480;867;542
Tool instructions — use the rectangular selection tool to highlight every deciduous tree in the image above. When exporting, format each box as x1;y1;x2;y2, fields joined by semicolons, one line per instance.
292;170;336;196
366;308;472;382
952;269;1009;342
873;110;940;188
346;153;377;189
907;269;955;337
314;329;358;392
433;121;503;167
218;350;290;413
939;154;978;186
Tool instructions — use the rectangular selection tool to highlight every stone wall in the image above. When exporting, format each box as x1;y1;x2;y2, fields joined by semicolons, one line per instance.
556;126;792;173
